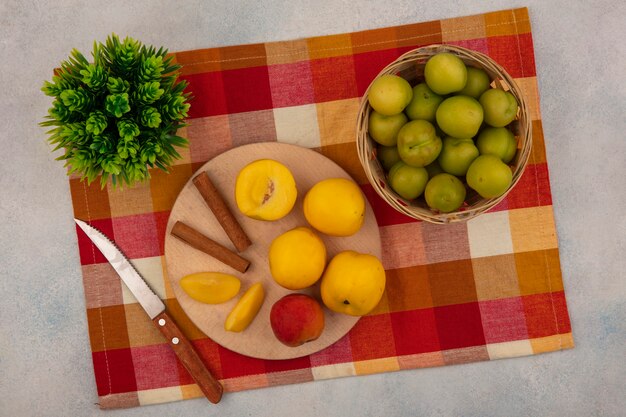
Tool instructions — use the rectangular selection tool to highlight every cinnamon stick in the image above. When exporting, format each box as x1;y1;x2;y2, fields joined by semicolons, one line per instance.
171;221;250;273
193;171;252;252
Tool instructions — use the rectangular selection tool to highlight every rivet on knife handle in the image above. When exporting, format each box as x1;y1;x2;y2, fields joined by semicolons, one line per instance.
153;311;223;403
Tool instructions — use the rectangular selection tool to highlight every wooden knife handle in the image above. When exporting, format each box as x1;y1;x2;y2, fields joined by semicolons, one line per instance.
152;311;223;404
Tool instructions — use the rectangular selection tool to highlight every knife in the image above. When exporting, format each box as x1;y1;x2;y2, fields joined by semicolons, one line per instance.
74;218;223;404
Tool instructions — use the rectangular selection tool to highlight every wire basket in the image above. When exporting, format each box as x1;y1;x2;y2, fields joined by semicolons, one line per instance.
356;44;532;224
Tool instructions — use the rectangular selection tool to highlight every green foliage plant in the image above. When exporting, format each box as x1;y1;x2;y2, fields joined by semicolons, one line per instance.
41;34;191;188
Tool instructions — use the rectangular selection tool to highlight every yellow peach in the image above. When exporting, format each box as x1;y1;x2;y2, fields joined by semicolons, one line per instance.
269;227;326;290
303;178;365;237
321;251;386;316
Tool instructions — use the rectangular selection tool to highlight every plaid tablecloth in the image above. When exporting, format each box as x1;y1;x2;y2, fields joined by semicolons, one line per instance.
70;7;573;408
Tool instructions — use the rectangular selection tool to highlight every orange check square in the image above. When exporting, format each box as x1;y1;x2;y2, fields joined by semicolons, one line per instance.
508;206;559;253
319;142;368;185
265;39;310;65
515;248;564;296
316;98;360;147
529;120;547;164
385;265;433;312
70;178;111;220
484;8;531;37
472;254;521;301
441;14;486;42
87;305;132;352
307;33;353;60
149;164;193;213
107;180;153;218
396;20;442;50
176;48;221;76
351;26;397;54
124;303;163;348
428;259;478;306
219;43;267;70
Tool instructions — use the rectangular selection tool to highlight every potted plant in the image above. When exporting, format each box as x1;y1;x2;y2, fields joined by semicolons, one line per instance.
41;34;191;188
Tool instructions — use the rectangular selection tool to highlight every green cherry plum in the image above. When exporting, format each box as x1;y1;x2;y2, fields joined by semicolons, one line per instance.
368;111;408;146
377;145;401;171
368;74;413;116
459;67;491;99
404;83;444;122
479;88;518;127
396;120;442;168
466;154;513;198
436;95;484;139
476;127;517;163
437;137;480;176
388;161;429;200
424;173;466;213
424;53;468;95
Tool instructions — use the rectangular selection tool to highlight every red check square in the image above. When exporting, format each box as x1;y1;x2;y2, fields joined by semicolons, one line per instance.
449;37;489;54
268;61;315;108
153;210;171;256
506;163;553;210
391;308;441;355
523;291;571;338
551;291;572;334
361;184;418;227
218;346;266;379
265;356;312;373
76;218;115;265
360;184;417;227
310;55;358;102
182;71;228;118
535;163;554;206
93;348;138;395
310;333;354;367
434;302;486;350
349;314;397;361
222;66;273;113
131;344;182;390
479;297;529;343
111;213;160;260
190;339;223;381
353;48;400;96
487;33;536;78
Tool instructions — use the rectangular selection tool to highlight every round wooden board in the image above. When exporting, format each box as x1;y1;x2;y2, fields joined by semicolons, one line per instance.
164;142;382;360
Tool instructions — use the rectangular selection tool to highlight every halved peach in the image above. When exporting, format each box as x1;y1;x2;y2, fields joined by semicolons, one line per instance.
235;159;297;221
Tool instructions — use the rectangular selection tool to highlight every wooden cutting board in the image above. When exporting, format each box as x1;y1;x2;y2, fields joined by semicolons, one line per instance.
164;142;382;360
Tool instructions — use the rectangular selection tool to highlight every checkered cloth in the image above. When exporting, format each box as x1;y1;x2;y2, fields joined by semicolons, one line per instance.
70;7;573;408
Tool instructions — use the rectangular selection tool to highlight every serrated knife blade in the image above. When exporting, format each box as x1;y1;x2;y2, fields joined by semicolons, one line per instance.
74;218;165;319
74;218;223;403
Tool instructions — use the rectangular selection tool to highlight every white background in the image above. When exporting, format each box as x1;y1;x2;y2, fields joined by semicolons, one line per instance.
1;1;624;416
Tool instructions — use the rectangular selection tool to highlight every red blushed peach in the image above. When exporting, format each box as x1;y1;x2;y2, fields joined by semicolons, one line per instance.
270;294;325;347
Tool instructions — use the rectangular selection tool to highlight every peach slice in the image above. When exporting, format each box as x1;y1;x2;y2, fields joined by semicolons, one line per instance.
235;159;297;221
180;272;241;304
224;282;265;332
